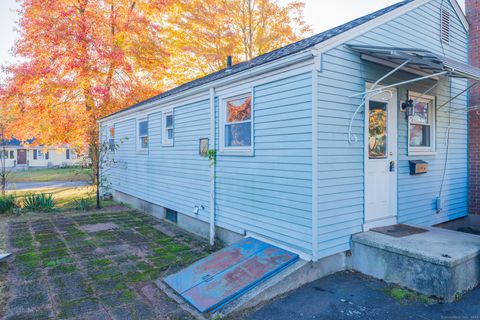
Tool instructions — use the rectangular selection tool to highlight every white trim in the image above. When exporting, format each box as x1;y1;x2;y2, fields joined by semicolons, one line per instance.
99;50;313;123
314;0;431;54
162;109;174;146
448;0;469;32
219;92;254;156
209;87;216;246
363;83;398;231
136;117;149;154
245;231;313;261
311;69;319;261
407;92;436;155
99;63;313;128
100;0;435;125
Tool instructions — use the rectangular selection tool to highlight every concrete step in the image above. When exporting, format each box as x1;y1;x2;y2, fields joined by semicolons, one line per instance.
351;226;480;302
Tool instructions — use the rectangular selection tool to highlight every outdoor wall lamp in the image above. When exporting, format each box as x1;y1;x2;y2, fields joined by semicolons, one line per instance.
401;99;415;118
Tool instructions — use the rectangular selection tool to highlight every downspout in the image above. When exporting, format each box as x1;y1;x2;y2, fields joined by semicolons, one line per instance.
209;87;216;246
311;50;321;261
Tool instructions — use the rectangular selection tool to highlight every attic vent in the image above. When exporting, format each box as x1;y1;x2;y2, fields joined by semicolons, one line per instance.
441;9;450;43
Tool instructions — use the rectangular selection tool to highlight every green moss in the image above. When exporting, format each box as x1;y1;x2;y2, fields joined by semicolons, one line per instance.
16;252;41;268
165;243;190;253
44;257;75;267
383;286;437;305
135;261;151;271
48;264;77;276
125;272;151;283
92;258;112;267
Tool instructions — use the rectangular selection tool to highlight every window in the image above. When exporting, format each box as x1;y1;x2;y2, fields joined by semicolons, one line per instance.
66;149;70;159
368;101;388;159
221;94;253;155
9;151;14;159
34;150;45;160
162;110;174;146
45;151;49;160
108;126;115;151
137;118;149;152
408;92;436;155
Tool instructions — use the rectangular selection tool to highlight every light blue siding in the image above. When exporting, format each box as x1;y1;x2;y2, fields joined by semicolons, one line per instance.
315;0;468;259
102;0;469;261
215;72;313;255
107;100;212;222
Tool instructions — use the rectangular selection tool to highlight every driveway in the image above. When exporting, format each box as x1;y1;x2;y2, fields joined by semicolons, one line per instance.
246;270;480;320
6;180;90;191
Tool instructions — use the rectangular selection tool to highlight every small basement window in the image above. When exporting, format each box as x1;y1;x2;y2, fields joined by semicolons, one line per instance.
137;118;149;152
220;94;253;155
408;92;436;155
162;110;174;146
165;208;178;224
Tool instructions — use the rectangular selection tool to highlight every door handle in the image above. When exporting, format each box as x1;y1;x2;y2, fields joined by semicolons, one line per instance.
389;161;395;172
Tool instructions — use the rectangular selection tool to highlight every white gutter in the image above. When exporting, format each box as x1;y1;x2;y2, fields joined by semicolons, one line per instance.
99;50;314;123
209;87;216;246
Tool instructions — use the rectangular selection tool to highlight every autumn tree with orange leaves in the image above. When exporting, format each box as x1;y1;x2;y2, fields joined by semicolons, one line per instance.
2;0;310;207
163;0;311;85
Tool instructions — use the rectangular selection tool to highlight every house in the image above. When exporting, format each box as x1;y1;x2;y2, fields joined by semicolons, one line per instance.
100;0;476;265
467;0;480;215
0;138;80;169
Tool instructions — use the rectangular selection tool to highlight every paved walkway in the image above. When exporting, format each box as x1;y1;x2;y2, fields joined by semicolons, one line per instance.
4;211;216;319
6;180;90;191
247;271;480;320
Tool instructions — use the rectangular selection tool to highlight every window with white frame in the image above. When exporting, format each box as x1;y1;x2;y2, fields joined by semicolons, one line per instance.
162;110;174;146
408;92;436;155
221;94;253;155
137;118;149;152
34;150;46;160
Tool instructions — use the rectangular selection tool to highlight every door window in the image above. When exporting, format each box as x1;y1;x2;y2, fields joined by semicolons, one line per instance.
368;101;388;159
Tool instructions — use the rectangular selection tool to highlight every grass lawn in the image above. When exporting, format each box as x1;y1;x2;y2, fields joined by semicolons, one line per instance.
8;166;91;183
10;186;114;211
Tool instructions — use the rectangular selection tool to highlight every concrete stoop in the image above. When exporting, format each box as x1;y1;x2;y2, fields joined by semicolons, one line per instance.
155;252;348;319
351;226;480;302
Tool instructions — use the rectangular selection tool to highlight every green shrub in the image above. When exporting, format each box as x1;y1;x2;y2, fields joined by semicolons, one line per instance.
0;195;17;214
74;198;91;211
23;193;56;212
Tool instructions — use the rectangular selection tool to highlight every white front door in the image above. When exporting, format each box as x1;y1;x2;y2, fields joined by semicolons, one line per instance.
364;86;397;230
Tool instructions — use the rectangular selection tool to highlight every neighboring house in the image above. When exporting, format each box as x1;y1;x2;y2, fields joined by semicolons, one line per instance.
100;0;476;262
467;0;480;215
0;139;80;168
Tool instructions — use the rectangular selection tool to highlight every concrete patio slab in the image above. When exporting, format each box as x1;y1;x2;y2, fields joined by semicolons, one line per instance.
352;226;480;301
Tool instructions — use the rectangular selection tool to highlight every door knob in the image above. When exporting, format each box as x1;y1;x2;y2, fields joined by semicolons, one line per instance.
389;161;395;172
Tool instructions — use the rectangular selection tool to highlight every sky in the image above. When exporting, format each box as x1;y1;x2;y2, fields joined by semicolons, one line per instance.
0;0;467;67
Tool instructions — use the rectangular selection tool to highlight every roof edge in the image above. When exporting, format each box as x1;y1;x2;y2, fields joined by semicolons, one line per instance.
449;0;469;31
100;0;422;123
